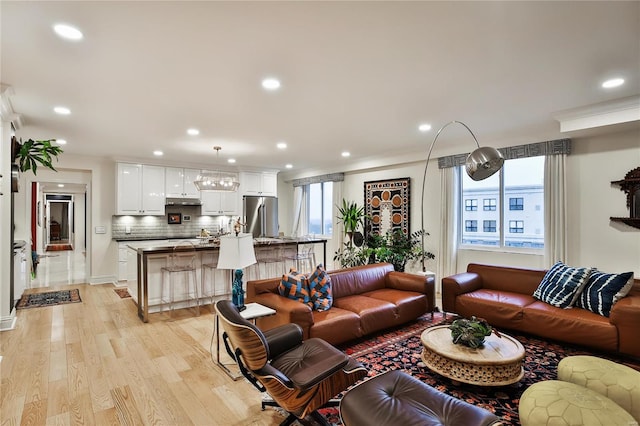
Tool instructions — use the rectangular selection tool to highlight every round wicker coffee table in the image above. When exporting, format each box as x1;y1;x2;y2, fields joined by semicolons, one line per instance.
420;325;525;386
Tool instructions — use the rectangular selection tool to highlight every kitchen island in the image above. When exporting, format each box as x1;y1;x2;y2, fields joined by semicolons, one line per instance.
130;237;327;322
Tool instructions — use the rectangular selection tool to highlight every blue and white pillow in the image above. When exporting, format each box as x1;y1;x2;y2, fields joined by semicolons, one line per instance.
575;270;634;317
533;262;592;309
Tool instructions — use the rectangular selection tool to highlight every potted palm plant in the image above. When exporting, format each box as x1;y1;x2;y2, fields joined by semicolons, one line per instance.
334;199;368;268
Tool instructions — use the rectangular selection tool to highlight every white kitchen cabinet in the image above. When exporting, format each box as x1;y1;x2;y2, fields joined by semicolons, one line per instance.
239;171;278;197
165;167;201;198
201;190;239;215
116;163;166;215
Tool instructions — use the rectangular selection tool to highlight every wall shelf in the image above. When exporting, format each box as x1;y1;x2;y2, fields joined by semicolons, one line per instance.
611;167;640;230
610;217;640;230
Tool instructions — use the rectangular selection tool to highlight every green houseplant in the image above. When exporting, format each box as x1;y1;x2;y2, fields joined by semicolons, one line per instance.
365;229;435;272
336;199;366;248
333;198;436;271
11;136;64;175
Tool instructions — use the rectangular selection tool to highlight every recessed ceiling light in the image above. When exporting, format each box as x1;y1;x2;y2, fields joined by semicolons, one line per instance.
53;24;83;41
55;139;67;145
285;164;293;169
602;78;624;89
227;158;236;164
418;123;432;132
276;142;287;149
153;150;163;156
54;106;71;115
187;128;200;136
341;151;351;158
262;78;281;91
57;184;64;188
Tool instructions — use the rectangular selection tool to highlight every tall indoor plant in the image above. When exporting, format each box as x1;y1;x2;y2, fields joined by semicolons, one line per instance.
334;199;368;268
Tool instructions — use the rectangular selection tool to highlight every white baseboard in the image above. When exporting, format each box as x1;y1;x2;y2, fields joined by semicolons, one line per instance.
89;275;117;285
0;311;17;331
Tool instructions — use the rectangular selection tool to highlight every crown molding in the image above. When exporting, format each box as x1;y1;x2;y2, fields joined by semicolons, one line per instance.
553;95;640;133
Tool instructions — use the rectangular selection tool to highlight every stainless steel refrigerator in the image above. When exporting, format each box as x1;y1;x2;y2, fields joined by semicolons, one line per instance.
243;196;279;238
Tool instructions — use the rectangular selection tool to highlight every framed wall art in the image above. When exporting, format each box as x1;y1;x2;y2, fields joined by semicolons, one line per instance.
167;213;182;225
364;177;410;238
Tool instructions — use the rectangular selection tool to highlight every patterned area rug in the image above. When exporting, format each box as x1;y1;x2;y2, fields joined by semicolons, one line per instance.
114;288;131;298
16;289;81;309
310;313;639;426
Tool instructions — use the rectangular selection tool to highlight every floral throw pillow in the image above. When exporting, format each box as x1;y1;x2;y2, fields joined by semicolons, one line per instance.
278;267;310;305
308;264;333;311
533;261;592;309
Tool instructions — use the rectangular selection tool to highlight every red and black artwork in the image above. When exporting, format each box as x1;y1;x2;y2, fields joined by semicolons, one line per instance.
364;177;410;238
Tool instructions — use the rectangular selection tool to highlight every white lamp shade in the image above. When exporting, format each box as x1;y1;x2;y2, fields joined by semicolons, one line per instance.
217;233;257;270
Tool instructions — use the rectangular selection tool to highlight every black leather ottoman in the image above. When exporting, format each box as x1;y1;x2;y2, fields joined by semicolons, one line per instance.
340;370;502;426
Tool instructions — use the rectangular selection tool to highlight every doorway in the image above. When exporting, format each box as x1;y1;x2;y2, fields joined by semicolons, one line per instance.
45;195;74;249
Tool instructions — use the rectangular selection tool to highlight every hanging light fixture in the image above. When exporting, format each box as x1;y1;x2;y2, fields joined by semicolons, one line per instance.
194;146;241;192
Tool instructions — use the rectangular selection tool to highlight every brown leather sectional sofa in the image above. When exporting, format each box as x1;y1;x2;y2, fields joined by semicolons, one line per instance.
442;263;640;359
246;263;435;346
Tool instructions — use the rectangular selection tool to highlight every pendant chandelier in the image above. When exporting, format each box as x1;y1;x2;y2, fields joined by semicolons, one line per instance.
194;146;240;192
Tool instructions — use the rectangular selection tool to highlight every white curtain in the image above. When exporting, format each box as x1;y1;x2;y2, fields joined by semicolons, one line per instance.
437;167;459;293
329;181;344;269
544;154;567;266
290;186;306;237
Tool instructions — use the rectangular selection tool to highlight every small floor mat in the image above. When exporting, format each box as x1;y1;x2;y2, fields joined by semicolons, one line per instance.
16;289;81;309
46;244;73;252
114;288;131;298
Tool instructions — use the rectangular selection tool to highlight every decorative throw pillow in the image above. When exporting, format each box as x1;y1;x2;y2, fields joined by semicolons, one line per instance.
533;262;592;309
278;267;310;305
575;270;634;317
308;264;333;311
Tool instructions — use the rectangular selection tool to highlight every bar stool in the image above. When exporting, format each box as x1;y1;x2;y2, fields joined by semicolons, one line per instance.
200;250;223;313
160;241;199;318
255;244;285;279
284;246;316;273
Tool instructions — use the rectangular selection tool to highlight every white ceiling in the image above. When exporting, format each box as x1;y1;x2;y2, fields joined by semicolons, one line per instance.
2;1;639;179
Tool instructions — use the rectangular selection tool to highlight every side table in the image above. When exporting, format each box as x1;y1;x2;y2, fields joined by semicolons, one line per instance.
215;302;276;380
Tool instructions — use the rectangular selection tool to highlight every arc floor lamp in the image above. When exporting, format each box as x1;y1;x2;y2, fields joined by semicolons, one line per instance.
420;120;505;272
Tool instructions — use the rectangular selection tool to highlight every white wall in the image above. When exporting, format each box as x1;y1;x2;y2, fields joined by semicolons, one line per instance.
566;129;640;275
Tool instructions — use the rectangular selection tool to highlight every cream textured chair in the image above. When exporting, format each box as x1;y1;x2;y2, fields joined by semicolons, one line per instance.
160;240;199;317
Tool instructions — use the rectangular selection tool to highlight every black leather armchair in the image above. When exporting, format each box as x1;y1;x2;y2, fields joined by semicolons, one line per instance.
215;300;367;426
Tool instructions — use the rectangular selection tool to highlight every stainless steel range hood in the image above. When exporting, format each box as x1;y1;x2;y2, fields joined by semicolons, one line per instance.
165;197;202;206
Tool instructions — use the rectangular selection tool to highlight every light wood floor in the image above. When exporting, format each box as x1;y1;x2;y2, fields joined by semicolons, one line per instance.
0;284;287;425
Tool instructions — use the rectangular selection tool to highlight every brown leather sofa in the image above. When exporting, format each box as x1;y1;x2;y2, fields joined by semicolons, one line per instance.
442;263;640;359
246;263;435;346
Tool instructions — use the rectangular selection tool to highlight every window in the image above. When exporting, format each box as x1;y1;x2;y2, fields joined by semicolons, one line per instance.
307;182;333;236
461;156;544;249
483;198;497;211
465;220;477;232
483;220;497;232
509;197;524;210
509;220;524;233
465;199;478;211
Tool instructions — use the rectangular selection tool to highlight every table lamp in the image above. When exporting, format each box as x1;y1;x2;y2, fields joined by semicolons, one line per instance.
217;233;257;311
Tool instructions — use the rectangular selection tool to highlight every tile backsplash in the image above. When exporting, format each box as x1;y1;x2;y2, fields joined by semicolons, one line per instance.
112;206;238;240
